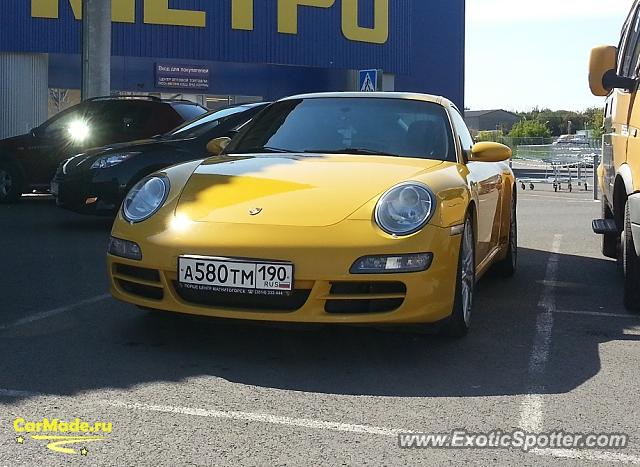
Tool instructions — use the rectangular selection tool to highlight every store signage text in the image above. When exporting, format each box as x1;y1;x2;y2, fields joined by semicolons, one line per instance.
31;0;389;44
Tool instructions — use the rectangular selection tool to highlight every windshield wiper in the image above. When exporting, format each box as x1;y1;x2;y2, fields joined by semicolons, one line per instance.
228;146;299;154
303;148;401;157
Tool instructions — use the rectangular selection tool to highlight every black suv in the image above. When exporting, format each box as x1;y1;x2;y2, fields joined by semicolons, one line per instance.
0;96;206;203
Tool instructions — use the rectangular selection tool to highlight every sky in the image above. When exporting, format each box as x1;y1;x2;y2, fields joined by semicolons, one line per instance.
465;0;632;111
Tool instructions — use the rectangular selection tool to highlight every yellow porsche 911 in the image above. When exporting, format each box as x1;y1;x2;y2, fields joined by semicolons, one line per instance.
107;92;516;337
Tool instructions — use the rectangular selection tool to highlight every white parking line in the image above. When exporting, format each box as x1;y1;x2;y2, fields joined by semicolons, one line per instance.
0;388;41;398
532;448;640;464
0;294;111;331
103;400;405;437
2;387;640;463
519;234;562;432
555;309;639;319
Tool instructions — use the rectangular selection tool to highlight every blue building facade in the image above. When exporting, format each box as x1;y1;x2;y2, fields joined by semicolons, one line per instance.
0;0;464;111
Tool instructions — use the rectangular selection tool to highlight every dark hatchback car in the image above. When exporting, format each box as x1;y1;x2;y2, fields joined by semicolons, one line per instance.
0;96;207;203
52;102;269;215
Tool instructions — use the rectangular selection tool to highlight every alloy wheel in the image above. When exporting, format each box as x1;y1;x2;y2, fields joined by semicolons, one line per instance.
460;217;475;325
509;199;518;270
0;169;12;197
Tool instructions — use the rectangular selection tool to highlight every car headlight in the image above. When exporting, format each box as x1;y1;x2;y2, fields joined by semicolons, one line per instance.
91;152;140;169
122;176;170;223
374;182;435;235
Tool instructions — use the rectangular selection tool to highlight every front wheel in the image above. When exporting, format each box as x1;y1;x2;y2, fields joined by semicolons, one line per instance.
602;197;618;259
622;202;640;311
0;160;23;203
440;213;475;338
495;190;517;277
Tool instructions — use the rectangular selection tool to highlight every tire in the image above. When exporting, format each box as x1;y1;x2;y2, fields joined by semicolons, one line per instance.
440;213;475;338
622;202;640;311
495;189;518;277
0;159;24;203
602;197;618;259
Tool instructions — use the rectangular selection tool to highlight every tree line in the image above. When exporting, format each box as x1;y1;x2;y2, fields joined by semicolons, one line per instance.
478;107;604;140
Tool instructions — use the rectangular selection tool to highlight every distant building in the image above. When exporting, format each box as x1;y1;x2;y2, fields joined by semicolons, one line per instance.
464;109;521;133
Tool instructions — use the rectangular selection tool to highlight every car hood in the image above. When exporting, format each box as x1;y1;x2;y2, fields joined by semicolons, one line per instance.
175;154;444;227
0;134;30;153
62;138;177;174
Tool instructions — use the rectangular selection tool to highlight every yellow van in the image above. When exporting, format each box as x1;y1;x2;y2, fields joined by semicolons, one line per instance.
590;1;640;310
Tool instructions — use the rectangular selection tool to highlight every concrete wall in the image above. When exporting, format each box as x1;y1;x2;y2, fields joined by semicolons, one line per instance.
0;53;48;139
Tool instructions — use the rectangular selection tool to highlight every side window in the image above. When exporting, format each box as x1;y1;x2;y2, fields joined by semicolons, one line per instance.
173;103;207;122
40;107;83;137
619;7;640;77
145;104;183;135
97;101;184;138
99;101;152;136
450;109;474;156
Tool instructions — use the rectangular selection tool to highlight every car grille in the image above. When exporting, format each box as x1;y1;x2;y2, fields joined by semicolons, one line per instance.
112;263;164;301
324;281;406;314
115;264;161;283
114;264;407;316
173;282;311;312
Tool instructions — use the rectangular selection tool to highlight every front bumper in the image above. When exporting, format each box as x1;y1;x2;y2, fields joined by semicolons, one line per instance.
52;170;123;215
107;220;461;325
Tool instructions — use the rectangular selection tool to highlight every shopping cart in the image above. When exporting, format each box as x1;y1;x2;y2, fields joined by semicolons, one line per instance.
512;140;599;192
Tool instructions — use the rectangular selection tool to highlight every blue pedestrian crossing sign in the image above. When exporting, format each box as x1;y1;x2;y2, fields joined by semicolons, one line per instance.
359;69;378;92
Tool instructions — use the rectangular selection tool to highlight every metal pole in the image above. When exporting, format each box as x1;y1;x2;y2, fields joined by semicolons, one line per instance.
593;151;600;200
81;0;111;100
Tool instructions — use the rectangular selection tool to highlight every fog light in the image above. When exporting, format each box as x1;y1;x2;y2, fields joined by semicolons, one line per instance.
350;253;433;274
108;236;142;260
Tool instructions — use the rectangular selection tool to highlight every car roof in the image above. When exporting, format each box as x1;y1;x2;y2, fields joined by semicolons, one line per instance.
279;92;453;108
198;102;270;117
84;96;204;106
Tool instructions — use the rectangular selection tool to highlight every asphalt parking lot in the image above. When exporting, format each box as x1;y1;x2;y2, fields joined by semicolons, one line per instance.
1;187;640;466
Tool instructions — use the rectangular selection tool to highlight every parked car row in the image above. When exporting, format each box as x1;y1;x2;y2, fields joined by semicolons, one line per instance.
1;91;517;337
0;96;209;203
52;102;268;215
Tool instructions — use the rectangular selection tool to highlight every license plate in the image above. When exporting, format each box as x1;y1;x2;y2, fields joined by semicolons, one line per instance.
50;181;59;196
178;256;294;296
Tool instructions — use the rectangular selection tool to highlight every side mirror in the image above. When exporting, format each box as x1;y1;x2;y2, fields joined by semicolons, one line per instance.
469;142;512;163
206;137;231;156
589;45;635;96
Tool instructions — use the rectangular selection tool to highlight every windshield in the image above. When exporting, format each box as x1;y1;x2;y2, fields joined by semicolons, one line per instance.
166;105;258;139
226;97;456;161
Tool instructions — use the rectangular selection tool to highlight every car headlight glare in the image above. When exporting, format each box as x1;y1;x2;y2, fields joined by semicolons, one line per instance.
91;152;140;169
122;176;170;223
374;183;435;235
67;120;90;142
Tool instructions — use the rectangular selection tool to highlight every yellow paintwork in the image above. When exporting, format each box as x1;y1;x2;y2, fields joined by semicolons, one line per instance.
469;142;512;163
108;93;516;325
589;46;617;97
591;2;640;204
